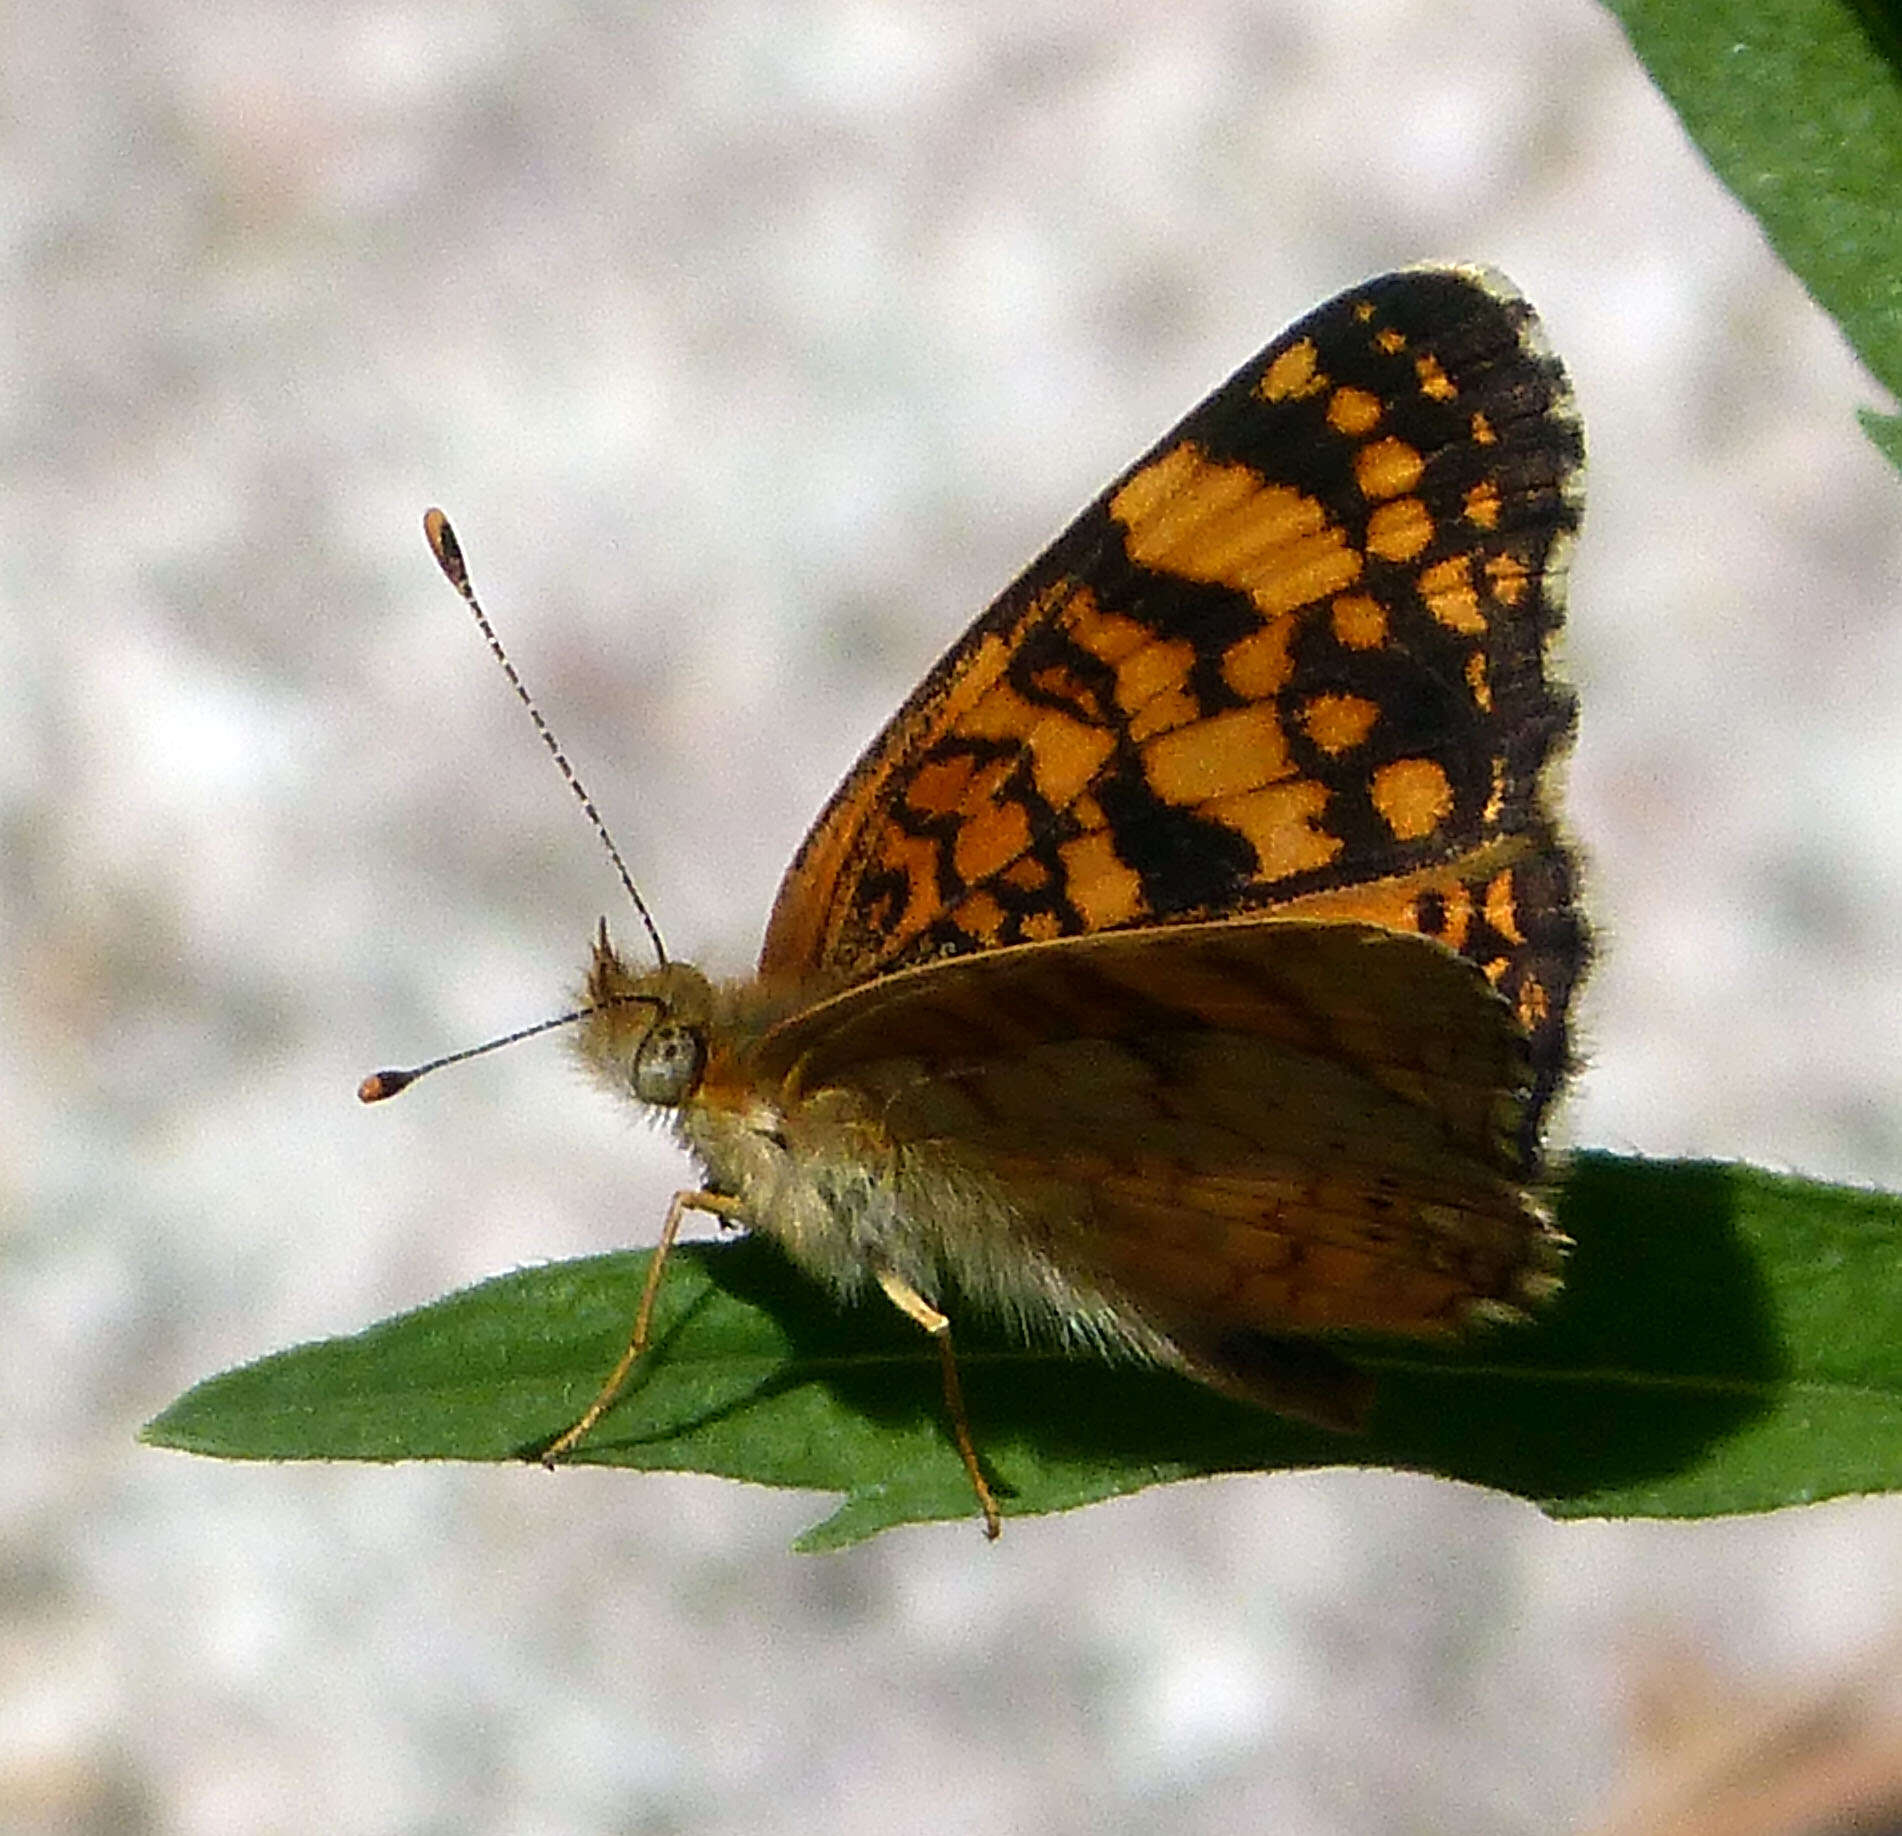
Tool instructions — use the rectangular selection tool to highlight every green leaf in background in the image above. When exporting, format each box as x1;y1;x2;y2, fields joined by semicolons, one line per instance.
144;1153;1902;1550
1601;0;1902;462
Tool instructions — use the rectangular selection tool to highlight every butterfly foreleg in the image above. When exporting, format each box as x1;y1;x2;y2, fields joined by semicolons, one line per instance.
541;1187;748;1465
873;1266;1002;1541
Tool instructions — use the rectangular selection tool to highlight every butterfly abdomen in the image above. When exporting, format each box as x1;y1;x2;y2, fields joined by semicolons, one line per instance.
675;1057;1152;1352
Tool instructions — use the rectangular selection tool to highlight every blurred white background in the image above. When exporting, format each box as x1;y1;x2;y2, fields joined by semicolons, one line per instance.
9;3;1902;1832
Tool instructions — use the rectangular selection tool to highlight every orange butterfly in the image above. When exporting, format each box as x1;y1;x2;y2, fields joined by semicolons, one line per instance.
381;268;1587;1537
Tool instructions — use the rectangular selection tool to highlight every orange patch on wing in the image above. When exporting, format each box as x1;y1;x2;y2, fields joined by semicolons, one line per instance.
871;827;947;935
1420;556;1486;634
1111;444;1258;551
1143;703;1291;802
1212;779;1341;878
1482;758;1507;825
952;889;1006;943
1486;552;1528;606
1243;536;1365;618
1464;480;1500;529
1269;869;1476;942
1111;446;1363;618
953;800;1032;884
1126;691;1201;743
1220;619;1297;698
1465;650;1493;712
1518;978;1551;1031
1414;353;1455;400
961;676;1038;742
1114;636;1196;712
1026;710;1117;807
1371;757;1455;840
905;753;978;816
1302;692;1380;754
1484;870;1524;944
1355;437;1424;501
959;674;1116;813
1258;338;1326;401
1367;498;1433;562
1330;593;1388;649
1063;587;1150;665
1422;882;1475;948
1057;830;1144;928
1327;386;1382;435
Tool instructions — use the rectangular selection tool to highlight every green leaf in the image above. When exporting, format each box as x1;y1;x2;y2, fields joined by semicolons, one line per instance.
1601;0;1902;464
143;1153;1902;1549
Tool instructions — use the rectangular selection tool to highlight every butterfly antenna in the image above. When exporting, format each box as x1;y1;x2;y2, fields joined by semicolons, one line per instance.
358;1007;595;1102
358;989;664;1103
422;508;669;967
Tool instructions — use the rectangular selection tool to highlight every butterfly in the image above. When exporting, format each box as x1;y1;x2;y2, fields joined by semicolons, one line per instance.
386;267;1588;1538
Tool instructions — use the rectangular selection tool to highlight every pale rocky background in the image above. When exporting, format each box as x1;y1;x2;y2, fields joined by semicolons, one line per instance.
9;4;1902;1833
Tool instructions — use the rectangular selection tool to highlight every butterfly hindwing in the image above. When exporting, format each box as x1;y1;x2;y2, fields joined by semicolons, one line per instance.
749;920;1557;1364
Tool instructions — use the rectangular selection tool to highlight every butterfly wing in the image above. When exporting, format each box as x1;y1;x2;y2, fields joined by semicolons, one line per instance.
759;269;1586;1147
749;919;1558;1411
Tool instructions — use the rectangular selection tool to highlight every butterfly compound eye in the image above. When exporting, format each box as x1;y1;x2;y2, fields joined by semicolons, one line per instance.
629;1021;706;1107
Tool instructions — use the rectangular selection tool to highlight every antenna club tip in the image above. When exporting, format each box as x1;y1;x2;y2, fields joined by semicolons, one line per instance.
358;1069;415;1103
422;509;469;592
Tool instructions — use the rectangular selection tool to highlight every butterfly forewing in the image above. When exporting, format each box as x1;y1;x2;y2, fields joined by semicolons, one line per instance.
759;268;1585;1147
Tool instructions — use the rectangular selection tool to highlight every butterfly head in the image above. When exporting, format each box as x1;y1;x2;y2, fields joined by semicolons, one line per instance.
579;920;713;1110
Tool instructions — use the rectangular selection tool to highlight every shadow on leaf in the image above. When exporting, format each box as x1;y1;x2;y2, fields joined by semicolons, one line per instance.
569;1151;1783;1515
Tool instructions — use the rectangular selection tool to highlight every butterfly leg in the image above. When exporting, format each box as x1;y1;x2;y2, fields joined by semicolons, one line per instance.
873;1268;1001;1541
541;1187;747;1465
